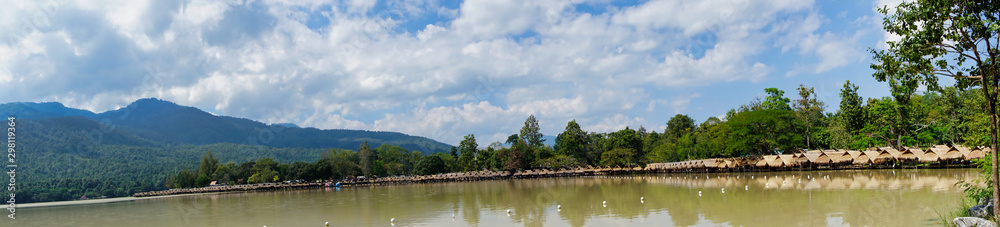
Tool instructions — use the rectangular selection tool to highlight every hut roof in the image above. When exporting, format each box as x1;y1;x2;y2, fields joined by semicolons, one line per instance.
847;150;864;159
803;152;831;164
824;151;851;163
939;146;964;160
956;145;973;156
884;147;902;159
916;147;939;162
763;155;779;163
899;148;921;161
853;152;871;165
864;150;892;164
779;154;797;167
703;159;720;168
755;158;768;167
968;147;987;160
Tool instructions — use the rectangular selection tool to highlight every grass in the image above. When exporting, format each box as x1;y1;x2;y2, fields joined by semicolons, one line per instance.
936;198;995;227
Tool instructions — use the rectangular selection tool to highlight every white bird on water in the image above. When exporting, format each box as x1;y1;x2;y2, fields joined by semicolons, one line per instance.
507;209;512;216
325;221;330;226
557;205;562;210
391;218;396;223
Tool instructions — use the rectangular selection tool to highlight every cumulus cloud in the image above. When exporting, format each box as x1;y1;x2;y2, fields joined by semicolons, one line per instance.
0;0;871;145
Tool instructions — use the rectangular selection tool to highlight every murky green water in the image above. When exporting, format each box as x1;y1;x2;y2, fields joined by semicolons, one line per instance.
16;169;976;226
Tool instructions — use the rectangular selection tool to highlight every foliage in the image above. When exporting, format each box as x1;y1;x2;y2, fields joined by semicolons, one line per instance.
519;115;545;149
458;134;479;171
762;88;792;110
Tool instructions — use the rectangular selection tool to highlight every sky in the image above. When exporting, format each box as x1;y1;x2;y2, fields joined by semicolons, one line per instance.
0;0;913;146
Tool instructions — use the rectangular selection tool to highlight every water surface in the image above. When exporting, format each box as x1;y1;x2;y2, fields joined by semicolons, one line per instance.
18;169;974;226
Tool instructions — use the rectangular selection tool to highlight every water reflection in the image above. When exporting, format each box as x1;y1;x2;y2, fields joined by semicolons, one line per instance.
18;169;973;227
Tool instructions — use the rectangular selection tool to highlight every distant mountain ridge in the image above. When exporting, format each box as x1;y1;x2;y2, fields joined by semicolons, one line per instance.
1;98;452;153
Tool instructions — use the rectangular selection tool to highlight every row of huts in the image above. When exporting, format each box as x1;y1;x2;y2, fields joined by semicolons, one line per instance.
645;145;991;171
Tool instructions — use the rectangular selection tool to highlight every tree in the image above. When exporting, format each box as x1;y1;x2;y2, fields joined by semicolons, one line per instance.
839;80;866;133
762;88;792;110
726;109;804;156
197;151;219;177
665;114;695;141
358;142;374;177
600;147;637;167
505;134;519;145
458;134;479;171
520;115;545;149
415;155;448;175
793;85;826;149
872;0;1000;216
195;174;211;187
555;120;587;161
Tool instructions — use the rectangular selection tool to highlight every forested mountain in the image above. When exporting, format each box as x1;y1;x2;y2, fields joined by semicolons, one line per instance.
5;98;452;203
3;98;451;153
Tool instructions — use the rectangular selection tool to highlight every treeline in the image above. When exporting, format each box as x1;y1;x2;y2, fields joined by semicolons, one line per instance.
170;81;991;187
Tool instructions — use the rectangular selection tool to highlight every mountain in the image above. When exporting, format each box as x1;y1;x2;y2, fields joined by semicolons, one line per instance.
3;98;452;153
7;98;455;203
0;101;96;119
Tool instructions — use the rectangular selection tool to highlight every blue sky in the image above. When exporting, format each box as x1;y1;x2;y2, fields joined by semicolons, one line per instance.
0;0;911;145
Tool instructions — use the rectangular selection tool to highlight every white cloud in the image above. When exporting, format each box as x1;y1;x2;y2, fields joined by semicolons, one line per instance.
0;0;872;145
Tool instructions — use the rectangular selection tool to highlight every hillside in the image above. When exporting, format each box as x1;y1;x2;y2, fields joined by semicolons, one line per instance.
3;98;453;203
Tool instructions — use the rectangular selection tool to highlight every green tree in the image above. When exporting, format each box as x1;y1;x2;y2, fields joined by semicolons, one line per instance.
762;88;792;110
873;0;1000;215
793;85;826;149
600;147;637;167
415;155;448;175
665;114;695;141
726;109;804;156
195;174;211;187
839;80;866;132
520;114;545;149
458;134;479;171
555;120;587;161
197;151;219;177
358;142;375;177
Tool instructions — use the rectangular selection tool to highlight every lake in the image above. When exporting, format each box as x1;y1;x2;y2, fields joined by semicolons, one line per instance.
17;168;976;226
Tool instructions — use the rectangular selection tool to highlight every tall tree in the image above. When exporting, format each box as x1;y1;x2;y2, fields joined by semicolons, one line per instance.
197;151;219;177
458;134;479;171
872;0;1000;216
358;141;374;177
839;80;866;133
520;114;545;149
555;120;587;161
793;85;826;149
665;114;695;141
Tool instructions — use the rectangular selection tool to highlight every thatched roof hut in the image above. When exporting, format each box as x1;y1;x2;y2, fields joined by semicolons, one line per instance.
956;145;973;157
883;147;902;159
898;147;921;162
851;151;870;165
762;155;779;166
914;147;939;163
779;154;797;167
703;159;720;168
824;150;852;164
865;150;893;164
968;147;988;160
939;146;964;161
803;151;831;165
794;152;809;165
755;158;768;167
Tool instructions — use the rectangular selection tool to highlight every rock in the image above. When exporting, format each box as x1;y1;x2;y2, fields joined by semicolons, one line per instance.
971;198;995;219
954;217;997;227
